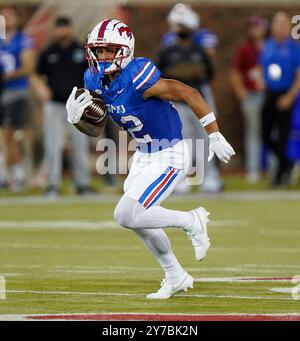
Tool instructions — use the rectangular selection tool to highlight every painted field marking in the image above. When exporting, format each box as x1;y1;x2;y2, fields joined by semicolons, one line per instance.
4;289;294;301
258;229;300;236
243;264;300;269
49;265;300;275
0;219;246;230
194;277;293;283
2;312;300;321
0;220;119;229
0;243;143;251
53;269;121;274
270;288;294;293
2;264;298;276
0;276;5;299
51;264;300;270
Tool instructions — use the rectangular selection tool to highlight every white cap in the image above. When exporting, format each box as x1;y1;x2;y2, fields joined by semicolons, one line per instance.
167;3;200;30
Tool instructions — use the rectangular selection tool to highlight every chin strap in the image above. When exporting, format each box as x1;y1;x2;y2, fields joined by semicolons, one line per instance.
96;62;111;78
94;48;123;78
104;63;119;74
103;48;123;75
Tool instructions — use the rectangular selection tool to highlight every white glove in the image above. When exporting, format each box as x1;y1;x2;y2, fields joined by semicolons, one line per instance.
66;86;93;124
208;132;235;164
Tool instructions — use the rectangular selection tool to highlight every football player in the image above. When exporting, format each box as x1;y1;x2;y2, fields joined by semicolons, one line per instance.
0;6;35;191
66;19;235;299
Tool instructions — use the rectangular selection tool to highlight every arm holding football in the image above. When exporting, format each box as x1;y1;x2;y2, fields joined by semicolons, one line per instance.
74;120;104;137
66;87;106;137
66;86;92;124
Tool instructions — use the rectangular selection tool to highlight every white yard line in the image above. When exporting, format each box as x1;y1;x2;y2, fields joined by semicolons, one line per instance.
53;269;121;274
0;220;119;229
270;288;295;293
0;243;143;251
242;264;300;269
52;265;299;274
0;219;246;229
258;229;300;236
3;289;294;301
194;277;292;283
2;264;298;275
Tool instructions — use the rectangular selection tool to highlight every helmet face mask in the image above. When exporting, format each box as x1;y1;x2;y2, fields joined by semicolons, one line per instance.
85;19;135;76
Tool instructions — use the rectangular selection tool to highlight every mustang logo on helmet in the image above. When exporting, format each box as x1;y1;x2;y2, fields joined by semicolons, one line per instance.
118;26;133;39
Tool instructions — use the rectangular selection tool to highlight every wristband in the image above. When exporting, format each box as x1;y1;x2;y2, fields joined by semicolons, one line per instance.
200;112;216;127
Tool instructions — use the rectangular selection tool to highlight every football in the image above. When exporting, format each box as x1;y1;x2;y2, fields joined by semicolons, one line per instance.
75;88;107;125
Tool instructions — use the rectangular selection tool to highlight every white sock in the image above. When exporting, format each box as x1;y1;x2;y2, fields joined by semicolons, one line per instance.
133;228;185;281
11;163;25;182
0;153;8;183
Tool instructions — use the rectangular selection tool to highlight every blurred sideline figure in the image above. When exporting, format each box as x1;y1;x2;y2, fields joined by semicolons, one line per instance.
159;3;223;193
0;61;4;188
287;93;300;174
0;6;35;191
260;12;300;187
32;17;93;197
230;16;268;183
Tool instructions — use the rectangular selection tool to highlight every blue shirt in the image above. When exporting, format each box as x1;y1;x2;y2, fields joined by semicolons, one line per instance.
0;31;34;90
161;29;219;49
84;58;182;152
260;38;300;92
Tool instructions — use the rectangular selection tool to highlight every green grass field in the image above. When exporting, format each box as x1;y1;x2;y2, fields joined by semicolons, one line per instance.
0;193;300;319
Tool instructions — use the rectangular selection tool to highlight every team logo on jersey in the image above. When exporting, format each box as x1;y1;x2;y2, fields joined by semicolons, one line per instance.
106;104;126;114
118;26;133;39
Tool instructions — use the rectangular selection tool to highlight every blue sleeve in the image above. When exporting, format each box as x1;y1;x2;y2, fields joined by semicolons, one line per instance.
84;68;97;91
131;58;161;94
193;29;219;49
160;32;177;47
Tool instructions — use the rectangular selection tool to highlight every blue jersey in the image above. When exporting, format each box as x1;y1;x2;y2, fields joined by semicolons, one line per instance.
84;58;182;152
260;38;300;92
0;31;34;90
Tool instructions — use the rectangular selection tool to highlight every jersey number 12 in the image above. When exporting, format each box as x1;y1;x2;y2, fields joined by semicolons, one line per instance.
121;115;152;144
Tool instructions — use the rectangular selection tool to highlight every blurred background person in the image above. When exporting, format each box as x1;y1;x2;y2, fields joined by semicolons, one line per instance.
0;6;35;192
260;12;300;187
287;93;300;184
230;16;268;183
32;16;93;197
159;3;223;194
0;58;5;189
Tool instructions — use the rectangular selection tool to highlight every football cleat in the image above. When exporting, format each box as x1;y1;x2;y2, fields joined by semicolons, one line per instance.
186;207;210;261
147;272;194;299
